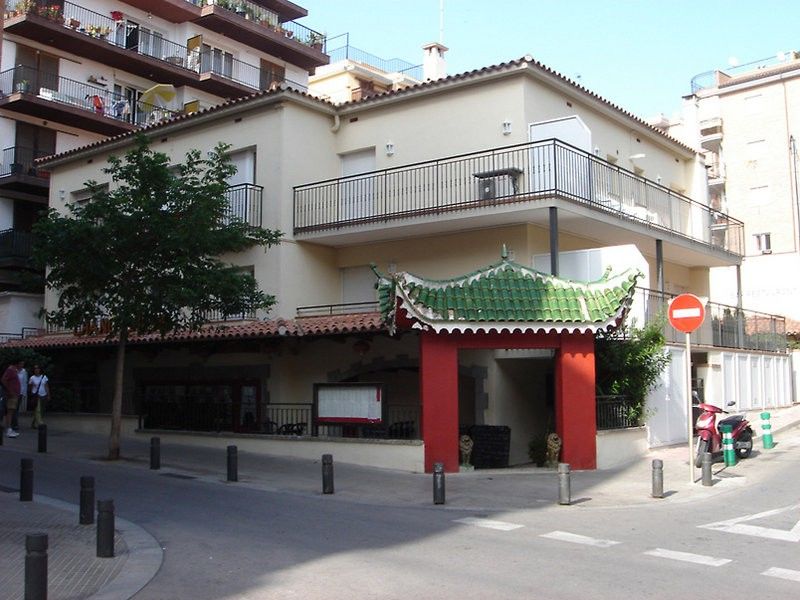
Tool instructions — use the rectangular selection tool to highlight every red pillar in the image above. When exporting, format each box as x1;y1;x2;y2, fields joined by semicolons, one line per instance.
419;331;459;473
555;332;597;469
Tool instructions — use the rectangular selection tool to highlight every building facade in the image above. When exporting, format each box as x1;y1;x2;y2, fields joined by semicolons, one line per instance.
669;52;800;329
0;0;328;335
20;54;792;471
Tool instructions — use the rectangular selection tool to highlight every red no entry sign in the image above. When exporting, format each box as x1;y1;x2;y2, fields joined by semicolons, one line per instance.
668;293;706;333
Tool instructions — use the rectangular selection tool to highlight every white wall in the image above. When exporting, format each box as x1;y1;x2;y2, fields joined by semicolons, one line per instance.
0;293;45;332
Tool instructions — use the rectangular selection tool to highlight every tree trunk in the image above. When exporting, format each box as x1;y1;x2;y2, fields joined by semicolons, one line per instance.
108;327;128;460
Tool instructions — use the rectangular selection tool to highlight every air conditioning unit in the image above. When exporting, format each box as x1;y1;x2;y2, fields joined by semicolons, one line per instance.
478;178;496;200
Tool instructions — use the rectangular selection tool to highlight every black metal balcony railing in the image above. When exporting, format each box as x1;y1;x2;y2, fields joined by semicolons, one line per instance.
632;288;787;353
0;229;34;260
225;183;263;228
294;139;746;256
7;0;295;92
0;65;180;126
193;0;326;51
1;146;50;178
596;395;639;430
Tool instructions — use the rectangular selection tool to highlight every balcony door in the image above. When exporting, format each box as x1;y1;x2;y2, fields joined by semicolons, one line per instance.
529;117;592;200
15;46;59;94
340;148;376;221
226;149;256;225
13;122;55;179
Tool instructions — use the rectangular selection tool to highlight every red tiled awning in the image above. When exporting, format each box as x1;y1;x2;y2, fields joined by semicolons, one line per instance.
4;313;387;350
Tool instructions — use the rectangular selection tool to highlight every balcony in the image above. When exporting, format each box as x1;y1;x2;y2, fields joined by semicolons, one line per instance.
0;228;34;268
0;146;50;198
225;183;263;228
632;288;787;353
118;0;307;23
294;140;745;265
0;66;179;136
194;0;327;70
3;1;279;98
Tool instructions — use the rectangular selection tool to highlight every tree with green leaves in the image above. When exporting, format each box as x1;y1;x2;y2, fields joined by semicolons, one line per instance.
32;135;281;459
595;320;671;425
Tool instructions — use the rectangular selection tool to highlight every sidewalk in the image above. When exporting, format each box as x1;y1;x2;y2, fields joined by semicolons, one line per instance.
0;403;797;599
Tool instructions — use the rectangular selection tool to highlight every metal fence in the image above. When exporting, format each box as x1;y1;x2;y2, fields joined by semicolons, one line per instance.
1;146;50;178
596;395;639;430
294;139;745;257
224;183;263;228
632;287;787;353
326;44;422;80
0;65;179;126
0;229;33;259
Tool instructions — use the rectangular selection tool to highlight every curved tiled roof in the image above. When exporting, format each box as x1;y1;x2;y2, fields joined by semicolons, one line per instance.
376;251;641;335
3;313;385;350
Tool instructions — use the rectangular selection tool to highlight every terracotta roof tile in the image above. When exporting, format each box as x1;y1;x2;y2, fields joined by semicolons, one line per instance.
4;313;386;350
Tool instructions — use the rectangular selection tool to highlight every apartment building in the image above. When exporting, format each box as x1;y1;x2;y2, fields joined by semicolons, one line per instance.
16;53;792;472
0;0;328;336
667;52;800;329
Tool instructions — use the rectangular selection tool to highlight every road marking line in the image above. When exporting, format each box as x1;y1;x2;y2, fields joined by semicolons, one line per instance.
539;531;621;548
644;548;731;567
763;567;800;582
698;502;800;542
453;517;524;531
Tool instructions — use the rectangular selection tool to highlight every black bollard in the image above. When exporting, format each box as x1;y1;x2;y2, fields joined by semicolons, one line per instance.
37;425;47;454
20;458;33;502
226;445;238;482
96;499;115;558
322;454;334;494
150;437;160;470
80;476;95;525
433;462;446;505
558;463;571;505
651;459;664;498
24;533;48;600
701;452;713;487
0;423;3;445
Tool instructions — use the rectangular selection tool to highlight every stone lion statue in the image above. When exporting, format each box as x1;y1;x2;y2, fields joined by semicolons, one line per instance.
545;433;562;468
459;435;474;466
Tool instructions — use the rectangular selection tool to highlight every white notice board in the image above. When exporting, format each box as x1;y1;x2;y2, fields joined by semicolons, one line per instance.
316;384;382;423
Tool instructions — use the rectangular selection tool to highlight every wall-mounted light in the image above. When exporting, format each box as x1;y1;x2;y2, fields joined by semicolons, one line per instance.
656;175;663;184
385;141;395;156
594;147;601;156
629;153;646;160
502;120;512;135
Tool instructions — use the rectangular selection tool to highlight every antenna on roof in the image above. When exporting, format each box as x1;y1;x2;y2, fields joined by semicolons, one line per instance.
439;0;445;44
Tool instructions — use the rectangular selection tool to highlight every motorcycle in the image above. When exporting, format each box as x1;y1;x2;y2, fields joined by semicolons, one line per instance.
694;401;753;467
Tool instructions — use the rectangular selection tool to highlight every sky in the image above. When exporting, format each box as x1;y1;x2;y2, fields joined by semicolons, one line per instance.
299;0;800;119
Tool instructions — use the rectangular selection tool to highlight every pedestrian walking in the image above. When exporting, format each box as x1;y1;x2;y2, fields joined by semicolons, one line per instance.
29;364;49;429
1;359;24;437
12;363;28;431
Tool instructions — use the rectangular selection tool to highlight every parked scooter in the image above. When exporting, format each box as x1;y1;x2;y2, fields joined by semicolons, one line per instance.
694;401;754;467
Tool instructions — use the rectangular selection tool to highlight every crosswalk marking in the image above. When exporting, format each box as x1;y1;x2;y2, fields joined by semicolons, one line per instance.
644;548;731;567
539;531;621;548
763;567;800;582
453;517;524;531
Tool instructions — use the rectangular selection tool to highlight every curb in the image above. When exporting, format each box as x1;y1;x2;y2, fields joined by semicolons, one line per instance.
34;495;163;600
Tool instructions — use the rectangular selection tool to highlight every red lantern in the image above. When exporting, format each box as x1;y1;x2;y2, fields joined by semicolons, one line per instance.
110;10;123;21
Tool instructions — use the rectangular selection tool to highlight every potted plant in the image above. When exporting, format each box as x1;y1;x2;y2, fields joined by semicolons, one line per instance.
15;80;30;93
68;17;80;28
307;31;324;50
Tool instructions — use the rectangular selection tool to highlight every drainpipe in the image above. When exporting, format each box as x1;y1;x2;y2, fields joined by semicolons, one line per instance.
330;113;341;133
790;135;800;250
549;207;559;276
655;239;664;295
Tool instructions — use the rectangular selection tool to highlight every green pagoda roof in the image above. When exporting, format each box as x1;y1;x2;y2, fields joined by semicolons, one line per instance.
374;249;641;334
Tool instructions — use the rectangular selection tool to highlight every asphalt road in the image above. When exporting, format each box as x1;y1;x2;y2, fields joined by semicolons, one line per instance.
1;438;798;599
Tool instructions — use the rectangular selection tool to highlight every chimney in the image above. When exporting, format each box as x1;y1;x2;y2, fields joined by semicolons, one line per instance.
422;42;448;81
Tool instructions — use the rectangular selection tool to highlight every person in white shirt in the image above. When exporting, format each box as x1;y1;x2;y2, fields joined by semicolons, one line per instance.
28;364;49;429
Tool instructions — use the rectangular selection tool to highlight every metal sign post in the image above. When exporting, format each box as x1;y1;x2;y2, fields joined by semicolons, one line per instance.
668;294;706;484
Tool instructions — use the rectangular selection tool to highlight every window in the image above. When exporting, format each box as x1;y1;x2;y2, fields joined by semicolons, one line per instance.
754;232;771;254
201;44;234;79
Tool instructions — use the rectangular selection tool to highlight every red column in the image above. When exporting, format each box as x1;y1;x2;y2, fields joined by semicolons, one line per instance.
555;332;597;469
419;331;459;473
